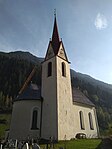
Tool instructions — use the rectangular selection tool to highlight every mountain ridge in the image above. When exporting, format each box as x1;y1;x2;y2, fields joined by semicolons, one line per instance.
1;50;111;86
0;50;112;132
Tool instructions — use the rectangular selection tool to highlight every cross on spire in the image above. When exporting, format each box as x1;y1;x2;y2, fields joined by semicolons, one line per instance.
54;9;56;17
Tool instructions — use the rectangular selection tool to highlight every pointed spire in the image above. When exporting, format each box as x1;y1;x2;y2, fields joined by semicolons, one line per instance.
51;10;60;55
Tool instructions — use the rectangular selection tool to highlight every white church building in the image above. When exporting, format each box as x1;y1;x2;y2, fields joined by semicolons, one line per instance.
9;15;99;141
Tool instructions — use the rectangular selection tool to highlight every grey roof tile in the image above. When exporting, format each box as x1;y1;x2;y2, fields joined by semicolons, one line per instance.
72;87;94;106
16;83;41;100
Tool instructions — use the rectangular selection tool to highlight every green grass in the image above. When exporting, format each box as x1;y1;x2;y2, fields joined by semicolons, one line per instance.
0;114;102;149
0;113;11;139
41;139;102;149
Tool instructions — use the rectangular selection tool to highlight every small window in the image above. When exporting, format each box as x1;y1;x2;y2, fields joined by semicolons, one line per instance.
88;112;94;130
62;62;66;77
79;111;85;130
48;62;52;77
31;110;38;130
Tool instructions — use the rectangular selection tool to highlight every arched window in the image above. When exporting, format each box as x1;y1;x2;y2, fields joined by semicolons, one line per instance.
31;109;38;130
79;111;85;130
62;62;66;77
48;62;52;77
88;112;94;130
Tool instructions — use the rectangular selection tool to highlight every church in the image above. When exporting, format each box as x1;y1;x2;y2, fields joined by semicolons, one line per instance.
9;15;99;141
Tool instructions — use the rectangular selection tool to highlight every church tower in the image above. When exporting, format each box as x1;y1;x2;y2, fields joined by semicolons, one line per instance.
41;14;74;140
9;13;99;141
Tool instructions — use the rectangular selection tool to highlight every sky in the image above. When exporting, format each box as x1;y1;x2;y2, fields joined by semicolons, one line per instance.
0;0;112;84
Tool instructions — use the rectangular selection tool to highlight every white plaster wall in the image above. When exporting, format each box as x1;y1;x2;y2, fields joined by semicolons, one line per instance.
56;57;98;140
41;57;58;140
56;57;75;140
9;100;41;141
72;103;99;138
41;56;99;140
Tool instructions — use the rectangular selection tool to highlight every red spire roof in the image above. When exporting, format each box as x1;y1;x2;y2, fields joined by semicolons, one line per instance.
51;15;60;55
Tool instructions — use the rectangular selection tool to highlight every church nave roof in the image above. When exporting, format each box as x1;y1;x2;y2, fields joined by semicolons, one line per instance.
72;87;94;107
16;83;41;101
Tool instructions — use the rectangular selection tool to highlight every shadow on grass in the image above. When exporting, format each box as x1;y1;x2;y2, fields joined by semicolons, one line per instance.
96;138;112;149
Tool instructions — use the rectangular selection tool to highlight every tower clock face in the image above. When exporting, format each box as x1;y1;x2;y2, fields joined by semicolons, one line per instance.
48;50;52;56
58;48;67;60
60;48;64;55
59;48;65;57
47;48;54;58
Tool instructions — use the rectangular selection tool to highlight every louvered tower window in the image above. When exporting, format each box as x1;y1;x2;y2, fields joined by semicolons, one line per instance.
48;62;52;77
62;62;66;77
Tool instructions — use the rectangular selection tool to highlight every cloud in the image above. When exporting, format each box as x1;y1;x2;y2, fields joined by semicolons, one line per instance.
94;13;108;30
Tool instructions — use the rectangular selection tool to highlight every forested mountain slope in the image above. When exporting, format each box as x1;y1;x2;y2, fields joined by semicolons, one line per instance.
0;51;112;133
